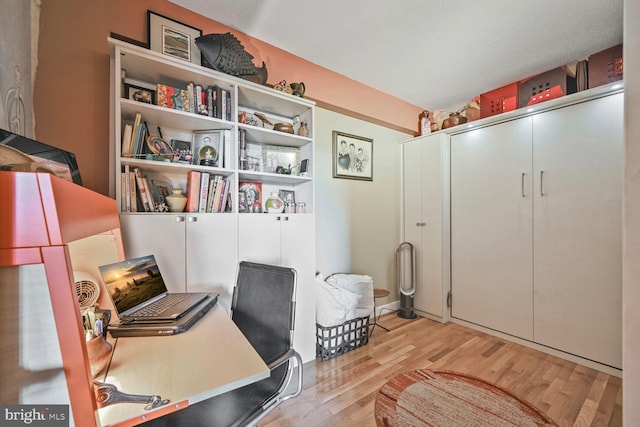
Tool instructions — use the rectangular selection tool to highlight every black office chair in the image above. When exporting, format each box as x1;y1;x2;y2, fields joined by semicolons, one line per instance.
142;261;303;427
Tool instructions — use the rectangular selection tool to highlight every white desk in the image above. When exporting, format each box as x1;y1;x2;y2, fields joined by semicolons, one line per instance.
97;305;269;426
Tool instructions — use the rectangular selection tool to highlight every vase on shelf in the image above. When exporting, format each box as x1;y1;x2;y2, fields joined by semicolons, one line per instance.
298;121;309;137
265;192;284;213
165;188;187;212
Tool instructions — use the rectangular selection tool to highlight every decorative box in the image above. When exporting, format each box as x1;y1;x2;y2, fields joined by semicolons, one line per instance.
588;44;623;89
480;83;519;118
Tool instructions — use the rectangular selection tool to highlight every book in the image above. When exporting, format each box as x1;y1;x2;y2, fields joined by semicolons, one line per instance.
133;168;152;212
198;172;210;213
129;170;137;212
219;178;231;213
185;170;201;213
121;123;133;155
142;177;156;212
206;175;217;213
206;85;216;117
211;175;224;212
223;130;232;168
128;113;142;157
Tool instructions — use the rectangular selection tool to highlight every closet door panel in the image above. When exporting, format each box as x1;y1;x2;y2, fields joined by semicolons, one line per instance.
533;93;623;368
450;118;534;339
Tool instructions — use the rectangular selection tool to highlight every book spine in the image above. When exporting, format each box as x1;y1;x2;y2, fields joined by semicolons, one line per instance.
218;178;230;213
206;86;214;117
206;176;217;213
212;175;224;212
129;170;138;212
123;164;130;212
185;170;201;213
121;123;133;155
142;177;156;212
226;89;231;121
215;86;223;119
221;88;228;121
187;82;195;114
134;169;151;212
223;130;232;169
198;172;210;213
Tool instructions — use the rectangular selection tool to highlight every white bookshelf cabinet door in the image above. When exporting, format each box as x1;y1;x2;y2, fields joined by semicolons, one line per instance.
238;215;282;265
120;214;187;293
185;213;238;296
281;214;316;362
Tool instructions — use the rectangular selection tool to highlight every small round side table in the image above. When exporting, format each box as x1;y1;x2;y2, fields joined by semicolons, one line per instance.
370;288;390;336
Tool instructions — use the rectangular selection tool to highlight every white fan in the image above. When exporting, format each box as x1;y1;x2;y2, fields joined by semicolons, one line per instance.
74;271;100;309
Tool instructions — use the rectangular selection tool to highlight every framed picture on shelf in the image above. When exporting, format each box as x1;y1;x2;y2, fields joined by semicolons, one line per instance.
193;130;224;167
124;82;156;104
279;189;295;205
146;136;174;160
299;158;309;176
148;10;202;65
262;145;300;174
332;130;373;181
238;182;262;213
170;139;193;164
149;177;173;209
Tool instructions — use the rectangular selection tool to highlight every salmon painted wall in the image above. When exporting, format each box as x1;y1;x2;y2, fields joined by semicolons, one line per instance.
35;0;422;195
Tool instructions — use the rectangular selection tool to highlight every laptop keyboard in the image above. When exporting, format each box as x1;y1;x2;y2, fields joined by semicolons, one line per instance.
132;294;190;317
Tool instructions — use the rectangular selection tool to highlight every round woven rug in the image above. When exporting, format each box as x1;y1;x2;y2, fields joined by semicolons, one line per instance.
375;369;557;427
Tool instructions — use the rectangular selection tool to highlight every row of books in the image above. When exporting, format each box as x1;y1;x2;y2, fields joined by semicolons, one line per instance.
121;112;148;158
185;171;231;213
157;83;231;121
120;166;170;212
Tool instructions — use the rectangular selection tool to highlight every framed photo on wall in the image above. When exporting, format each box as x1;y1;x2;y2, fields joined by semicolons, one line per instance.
332;131;373;181
148;11;202;65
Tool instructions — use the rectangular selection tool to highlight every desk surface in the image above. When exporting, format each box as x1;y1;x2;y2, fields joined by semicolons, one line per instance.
97;305;269;426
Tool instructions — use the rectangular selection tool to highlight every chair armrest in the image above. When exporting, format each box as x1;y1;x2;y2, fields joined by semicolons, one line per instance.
266;348;299;370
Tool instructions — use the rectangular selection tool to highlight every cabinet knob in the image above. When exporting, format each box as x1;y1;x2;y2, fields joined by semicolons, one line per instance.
276;216;281;221
188;216;197;223
176;216;185;222
283;216;289;221
416;222;421;227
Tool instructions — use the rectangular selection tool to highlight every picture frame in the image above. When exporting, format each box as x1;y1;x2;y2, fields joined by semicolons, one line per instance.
332;131;373;181
148;11;202;65
149;178;173;207
299;158;309;176
262;145;300;174
146;136;174;160
193;130;224;167
238;182;262;213
124;83;155;104
279;189;296;205
170;139;193;164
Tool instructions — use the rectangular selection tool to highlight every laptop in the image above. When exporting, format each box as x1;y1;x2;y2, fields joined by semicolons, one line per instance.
107;294;218;337
98;254;215;323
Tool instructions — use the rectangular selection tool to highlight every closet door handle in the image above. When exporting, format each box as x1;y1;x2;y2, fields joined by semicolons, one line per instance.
521;172;525;197
540;170;545;196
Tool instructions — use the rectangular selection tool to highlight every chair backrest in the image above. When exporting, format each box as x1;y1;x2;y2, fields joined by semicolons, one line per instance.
231;261;297;365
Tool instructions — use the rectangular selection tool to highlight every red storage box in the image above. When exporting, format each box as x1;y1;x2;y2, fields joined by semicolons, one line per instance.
518;67;570;108
480;83;519;118
588;44;623;88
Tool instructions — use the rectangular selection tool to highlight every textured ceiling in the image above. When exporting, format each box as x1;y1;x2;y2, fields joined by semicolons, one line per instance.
170;0;623;113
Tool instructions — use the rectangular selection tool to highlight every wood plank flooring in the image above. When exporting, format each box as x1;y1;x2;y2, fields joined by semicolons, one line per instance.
261;312;622;427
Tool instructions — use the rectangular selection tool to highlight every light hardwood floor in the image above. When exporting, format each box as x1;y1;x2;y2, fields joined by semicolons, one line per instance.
261;312;622;427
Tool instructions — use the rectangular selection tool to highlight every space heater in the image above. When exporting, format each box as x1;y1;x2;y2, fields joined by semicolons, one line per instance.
396;242;417;319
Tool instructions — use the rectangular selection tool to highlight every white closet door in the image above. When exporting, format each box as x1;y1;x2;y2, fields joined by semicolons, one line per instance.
533;93;623;368
402;139;426;310
450;118;534;339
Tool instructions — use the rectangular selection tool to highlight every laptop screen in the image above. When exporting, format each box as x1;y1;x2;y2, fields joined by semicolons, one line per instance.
98;255;168;315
